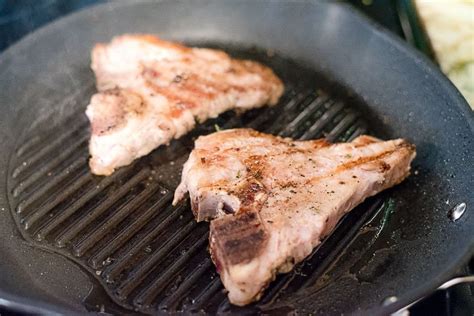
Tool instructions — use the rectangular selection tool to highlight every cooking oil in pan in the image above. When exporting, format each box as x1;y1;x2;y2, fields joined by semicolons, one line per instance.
315;197;397;289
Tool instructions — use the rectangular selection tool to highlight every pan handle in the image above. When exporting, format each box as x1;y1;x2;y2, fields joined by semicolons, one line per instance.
389;276;474;316
437;275;474;290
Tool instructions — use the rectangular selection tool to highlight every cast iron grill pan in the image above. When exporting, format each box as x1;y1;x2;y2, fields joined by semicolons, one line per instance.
2;1;474;315
5;45;396;314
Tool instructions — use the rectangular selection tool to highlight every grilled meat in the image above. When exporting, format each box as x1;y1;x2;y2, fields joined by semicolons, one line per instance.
173;128;416;305
86;35;284;175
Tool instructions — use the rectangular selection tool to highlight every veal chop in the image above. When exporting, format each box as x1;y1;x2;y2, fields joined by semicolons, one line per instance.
173;129;416;305
86;35;284;175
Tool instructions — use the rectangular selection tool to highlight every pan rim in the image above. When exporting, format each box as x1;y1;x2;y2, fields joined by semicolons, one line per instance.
0;1;472;315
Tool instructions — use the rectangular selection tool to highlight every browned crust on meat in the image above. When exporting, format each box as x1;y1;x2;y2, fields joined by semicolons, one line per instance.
234;180;267;209
274;140;415;188
210;211;269;267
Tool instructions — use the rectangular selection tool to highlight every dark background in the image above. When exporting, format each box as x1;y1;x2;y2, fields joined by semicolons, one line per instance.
0;0;405;51
0;1;472;315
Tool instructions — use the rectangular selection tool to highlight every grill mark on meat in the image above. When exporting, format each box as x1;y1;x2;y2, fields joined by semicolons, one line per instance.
335;142;414;173
148;87;197;117
293;141;414;187
179;79;217;99
143;75;198;114
186;69;246;94
238;139;413;190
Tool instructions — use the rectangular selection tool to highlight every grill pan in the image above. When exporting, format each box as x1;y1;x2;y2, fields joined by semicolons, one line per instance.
0;1;473;315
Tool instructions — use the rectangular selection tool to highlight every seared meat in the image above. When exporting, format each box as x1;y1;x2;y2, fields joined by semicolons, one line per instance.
173;128;416;306
86;35;284;175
